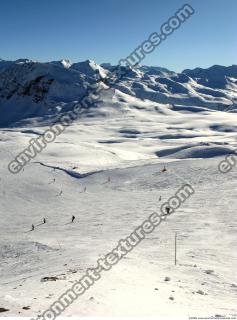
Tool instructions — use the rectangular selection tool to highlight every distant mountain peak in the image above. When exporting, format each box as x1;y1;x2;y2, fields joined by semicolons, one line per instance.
15;58;34;64
60;59;72;68
0;59;236;126
71;59;107;78
182;64;237;89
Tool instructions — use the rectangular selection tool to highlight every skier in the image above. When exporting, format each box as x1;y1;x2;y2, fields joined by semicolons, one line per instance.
161;166;167;173
102;177;111;185
57;190;63;196
43;218;46;224
71;215;75;223
80;187;86;193
159;195;162;201
31;224;35;231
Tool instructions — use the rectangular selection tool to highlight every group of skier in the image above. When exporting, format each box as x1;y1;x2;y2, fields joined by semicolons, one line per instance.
30;215;76;231
29;164;168;231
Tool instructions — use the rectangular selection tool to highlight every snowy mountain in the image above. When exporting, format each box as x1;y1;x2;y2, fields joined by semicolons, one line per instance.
0;59;237;127
183;64;237;89
1;59;237;317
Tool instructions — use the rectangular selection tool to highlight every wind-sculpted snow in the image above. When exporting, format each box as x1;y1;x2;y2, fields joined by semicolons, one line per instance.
156;144;234;159
0;59;237;127
0;60;237;317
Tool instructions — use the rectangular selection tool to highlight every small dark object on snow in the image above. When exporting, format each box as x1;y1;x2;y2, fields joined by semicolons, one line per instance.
22;306;30;310
41;276;59;282
31;224;35;231
49;178;55;184
0;308;9;313
205;269;214;275
196;290;205;295
71;215;75;223
164;277;171;281
165;206;171;215
161;166;167;173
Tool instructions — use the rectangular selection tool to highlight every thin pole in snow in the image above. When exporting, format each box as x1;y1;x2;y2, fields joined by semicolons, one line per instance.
175;232;177;266
57;240;62;251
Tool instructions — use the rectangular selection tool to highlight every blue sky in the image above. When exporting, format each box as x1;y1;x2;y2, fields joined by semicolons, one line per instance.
0;0;236;71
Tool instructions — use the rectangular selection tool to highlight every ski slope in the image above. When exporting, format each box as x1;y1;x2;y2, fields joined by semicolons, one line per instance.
0;61;237;318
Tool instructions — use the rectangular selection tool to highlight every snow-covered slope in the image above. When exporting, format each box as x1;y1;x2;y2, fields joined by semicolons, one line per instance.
0;146;237;317
183;64;237;89
0;59;237;127
0;59;237;317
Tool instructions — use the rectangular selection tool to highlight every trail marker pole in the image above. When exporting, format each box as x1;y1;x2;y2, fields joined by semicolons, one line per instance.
175;232;177;266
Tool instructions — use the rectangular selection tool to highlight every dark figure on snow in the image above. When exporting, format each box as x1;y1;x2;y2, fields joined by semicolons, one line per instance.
165;206;171;215
43;218;46;224
31;224;35;231
80;187;86;193
161;166;167;173
159;196;162;201
71;215;75;223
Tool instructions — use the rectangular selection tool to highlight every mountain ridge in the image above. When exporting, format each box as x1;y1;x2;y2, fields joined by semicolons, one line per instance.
0;59;236;127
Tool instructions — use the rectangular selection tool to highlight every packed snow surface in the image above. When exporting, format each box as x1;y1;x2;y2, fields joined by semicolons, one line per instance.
0;60;236;317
